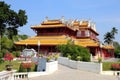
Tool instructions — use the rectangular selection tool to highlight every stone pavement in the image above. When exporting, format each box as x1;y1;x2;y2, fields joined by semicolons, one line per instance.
30;64;117;80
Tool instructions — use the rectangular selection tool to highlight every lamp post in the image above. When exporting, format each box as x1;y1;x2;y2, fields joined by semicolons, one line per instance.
25;43;27;61
100;42;103;58
38;40;40;54
100;43;103;57
26;43;27;48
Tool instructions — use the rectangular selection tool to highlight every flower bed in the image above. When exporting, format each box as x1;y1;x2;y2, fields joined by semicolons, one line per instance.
111;63;120;70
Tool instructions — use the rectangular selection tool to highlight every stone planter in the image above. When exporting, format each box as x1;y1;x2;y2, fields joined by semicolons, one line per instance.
6;64;13;71
46;61;58;73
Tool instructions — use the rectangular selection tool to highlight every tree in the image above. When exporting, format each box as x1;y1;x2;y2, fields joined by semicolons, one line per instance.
104;32;113;45
111;27;118;37
0;1;27;38
104;27;118;45
0;1;28;57
113;41;120;57
57;44;90;62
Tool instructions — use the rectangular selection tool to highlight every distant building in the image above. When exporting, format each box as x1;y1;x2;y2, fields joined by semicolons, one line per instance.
15;17;114;58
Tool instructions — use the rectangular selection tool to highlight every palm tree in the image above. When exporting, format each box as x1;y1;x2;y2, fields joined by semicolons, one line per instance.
111;27;118;38
104;32;113;45
104;27;118;45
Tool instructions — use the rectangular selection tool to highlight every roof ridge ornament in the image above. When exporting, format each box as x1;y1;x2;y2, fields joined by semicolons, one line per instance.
60;16;64;23
45;16;48;22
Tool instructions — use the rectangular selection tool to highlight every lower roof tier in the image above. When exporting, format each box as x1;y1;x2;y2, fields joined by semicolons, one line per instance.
15;35;114;49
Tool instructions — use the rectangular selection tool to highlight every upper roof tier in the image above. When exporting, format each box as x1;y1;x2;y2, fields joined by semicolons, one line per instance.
31;17;99;35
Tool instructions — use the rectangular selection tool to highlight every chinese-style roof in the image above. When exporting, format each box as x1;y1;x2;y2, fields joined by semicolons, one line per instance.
41;20;61;25
15;35;68;46
80;21;88;26
31;20;66;29
15;35;99;48
31;24;65;29
103;45;114;49
31;18;99;35
74;39;99;47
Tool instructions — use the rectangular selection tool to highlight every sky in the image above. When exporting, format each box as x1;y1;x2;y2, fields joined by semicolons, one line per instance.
2;0;120;43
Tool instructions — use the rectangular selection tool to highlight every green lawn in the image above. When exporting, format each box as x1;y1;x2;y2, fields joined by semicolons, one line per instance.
103;62;120;71
0;60;21;71
0;60;35;72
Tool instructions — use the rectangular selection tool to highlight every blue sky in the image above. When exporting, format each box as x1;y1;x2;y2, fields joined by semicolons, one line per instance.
2;0;120;43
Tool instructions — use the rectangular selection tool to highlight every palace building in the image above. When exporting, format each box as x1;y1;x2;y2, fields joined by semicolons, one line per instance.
15;17;114;59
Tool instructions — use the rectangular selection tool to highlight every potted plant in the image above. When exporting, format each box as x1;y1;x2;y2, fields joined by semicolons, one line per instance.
98;57;102;63
22;62;32;72
76;56;82;61
46;55;52;62
4;53;14;71
53;54;59;61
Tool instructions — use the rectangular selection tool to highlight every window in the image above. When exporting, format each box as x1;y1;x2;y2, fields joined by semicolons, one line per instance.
81;31;85;37
77;31;81;37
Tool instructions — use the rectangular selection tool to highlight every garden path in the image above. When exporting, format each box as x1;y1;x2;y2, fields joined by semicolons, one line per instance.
30;64;117;80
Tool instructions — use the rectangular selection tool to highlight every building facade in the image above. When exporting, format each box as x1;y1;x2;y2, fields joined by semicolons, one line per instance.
15;17;114;59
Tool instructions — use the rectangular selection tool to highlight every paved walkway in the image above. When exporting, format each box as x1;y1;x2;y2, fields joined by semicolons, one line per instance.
30;64;117;80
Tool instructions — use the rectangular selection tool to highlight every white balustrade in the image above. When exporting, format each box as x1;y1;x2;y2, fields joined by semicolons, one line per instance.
13;72;28;80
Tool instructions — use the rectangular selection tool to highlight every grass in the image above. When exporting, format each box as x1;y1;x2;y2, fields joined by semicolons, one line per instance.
103;62;120;71
0;60;21;71
0;60;36;72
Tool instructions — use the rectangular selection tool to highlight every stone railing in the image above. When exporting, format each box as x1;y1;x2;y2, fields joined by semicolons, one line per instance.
58;57;102;74
13;61;58;79
0;70;16;80
0;61;58;80
13;72;28;80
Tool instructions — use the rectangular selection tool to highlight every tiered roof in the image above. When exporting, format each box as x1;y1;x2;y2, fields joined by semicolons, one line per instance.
15;17;114;50
31;18;99;35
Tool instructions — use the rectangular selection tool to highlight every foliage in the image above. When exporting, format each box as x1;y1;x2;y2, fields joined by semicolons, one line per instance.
0;60;36;72
98;57;102;63
0;51;4;64
4;53;14;70
53;54;59;60
67;54;71;59
104;32;113;45
57;44;90;62
34;65;38;71
19;62;36;72
46;55;52;62
103;62;120;71
0;1;28;58
104;27;118;45
22;62;32;69
4;53;14;62
12;51;21;57
1;36;13;51
19;63;27;72
0;35;28;58
76;56;82;61
111;63;120;70
0;1;27;38
113;41;120;58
